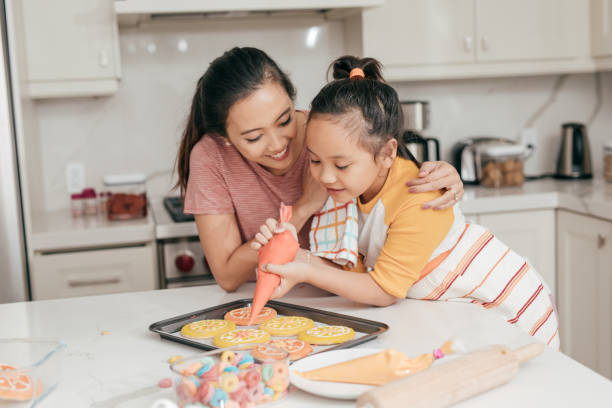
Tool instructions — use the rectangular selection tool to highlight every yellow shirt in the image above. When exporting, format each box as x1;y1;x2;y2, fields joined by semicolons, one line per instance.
351;157;462;298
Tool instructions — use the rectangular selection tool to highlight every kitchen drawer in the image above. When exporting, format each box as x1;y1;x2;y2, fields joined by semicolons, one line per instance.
30;244;156;300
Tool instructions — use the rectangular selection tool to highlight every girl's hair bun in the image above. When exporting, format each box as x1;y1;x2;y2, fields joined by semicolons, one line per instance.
329;55;385;82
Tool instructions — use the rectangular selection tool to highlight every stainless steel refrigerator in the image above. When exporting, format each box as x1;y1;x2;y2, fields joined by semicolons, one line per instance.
0;0;28;303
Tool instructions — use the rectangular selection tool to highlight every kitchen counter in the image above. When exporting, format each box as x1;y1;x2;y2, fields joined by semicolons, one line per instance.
1;285;610;407
460;177;612;221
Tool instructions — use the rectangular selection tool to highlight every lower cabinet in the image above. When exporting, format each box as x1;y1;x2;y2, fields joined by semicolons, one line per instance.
477;210;557;295
557;211;612;379
30;243;157;300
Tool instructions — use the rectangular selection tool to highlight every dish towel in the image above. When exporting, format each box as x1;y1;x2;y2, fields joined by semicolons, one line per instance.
309;197;359;269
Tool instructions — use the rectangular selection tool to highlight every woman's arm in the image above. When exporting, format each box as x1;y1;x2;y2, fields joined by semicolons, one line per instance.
195;213;258;292
407;161;464;210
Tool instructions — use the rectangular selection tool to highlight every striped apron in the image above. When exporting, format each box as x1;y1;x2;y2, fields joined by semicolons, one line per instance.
408;223;560;350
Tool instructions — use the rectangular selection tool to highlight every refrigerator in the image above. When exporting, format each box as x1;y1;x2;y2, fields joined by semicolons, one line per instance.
0;0;28;303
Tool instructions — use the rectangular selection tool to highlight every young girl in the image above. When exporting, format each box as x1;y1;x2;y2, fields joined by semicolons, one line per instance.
256;55;560;349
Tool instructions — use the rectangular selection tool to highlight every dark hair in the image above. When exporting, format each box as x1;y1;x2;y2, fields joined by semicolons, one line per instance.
309;55;415;162
175;47;296;195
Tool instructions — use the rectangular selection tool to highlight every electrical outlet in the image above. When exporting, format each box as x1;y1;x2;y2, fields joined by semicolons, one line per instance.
66;162;85;194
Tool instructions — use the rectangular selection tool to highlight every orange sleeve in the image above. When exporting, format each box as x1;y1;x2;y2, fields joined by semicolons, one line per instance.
369;191;454;298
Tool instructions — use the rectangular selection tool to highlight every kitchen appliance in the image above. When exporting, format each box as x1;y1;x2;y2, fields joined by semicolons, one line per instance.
400;101;440;162
452;137;532;184
0;8;28;303
555;122;593;179
153;198;214;288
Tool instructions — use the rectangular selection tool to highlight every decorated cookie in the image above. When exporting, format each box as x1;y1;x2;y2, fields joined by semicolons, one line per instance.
298;325;355;345
259;316;315;336
224;306;277;326
253;339;313;361
180;319;236;339
0;364;43;401
213;329;271;348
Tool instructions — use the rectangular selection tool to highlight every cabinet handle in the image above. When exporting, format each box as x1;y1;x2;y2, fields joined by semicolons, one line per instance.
463;36;473;53
98;50;110;68
481;35;490;51
67;276;121;287
598;234;606;249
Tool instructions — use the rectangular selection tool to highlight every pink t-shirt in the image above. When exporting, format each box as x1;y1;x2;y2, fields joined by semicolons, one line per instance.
183;135;311;247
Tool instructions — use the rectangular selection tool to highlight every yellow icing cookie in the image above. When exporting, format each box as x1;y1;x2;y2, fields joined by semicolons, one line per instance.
298;325;355;345
213;329;271;348
260;316;315;336
180;319;235;339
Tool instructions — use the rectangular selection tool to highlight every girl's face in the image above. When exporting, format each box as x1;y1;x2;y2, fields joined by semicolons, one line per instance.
306;115;395;204
225;81;301;175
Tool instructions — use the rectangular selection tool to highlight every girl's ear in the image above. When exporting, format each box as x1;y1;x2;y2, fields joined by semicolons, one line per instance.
378;138;397;168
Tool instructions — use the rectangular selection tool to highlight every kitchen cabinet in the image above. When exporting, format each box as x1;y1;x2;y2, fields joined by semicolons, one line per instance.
345;0;592;81
557;211;612;379
478;210;556;295
591;0;612;57
30;244;157;300
16;0;121;98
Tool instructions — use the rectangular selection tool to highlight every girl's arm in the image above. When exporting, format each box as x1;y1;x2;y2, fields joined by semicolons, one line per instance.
263;261;397;307
195;213;258;292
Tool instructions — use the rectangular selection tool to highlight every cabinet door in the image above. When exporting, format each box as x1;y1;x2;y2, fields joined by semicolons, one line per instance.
30;244;156;300
591;0;612;56
475;0;578;62
479;210;556;294
557;211;612;379
361;0;475;66
20;0;120;97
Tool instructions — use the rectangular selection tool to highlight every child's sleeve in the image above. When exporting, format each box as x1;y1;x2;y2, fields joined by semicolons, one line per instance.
368;192;454;298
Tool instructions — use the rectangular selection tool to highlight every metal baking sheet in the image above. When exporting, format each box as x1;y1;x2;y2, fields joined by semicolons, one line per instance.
149;298;389;357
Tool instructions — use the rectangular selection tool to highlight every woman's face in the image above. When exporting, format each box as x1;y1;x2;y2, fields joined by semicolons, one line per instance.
225;81;301;175
306;115;390;204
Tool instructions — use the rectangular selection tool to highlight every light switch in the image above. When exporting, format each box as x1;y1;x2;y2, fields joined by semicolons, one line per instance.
66;162;85;194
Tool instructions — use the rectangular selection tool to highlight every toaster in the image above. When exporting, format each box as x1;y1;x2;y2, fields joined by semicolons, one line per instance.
452;137;527;184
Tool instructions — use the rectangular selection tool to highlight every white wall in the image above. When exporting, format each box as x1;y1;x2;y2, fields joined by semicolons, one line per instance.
31;17;612;212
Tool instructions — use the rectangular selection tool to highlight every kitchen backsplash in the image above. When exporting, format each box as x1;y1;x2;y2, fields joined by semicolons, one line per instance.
32;16;612;212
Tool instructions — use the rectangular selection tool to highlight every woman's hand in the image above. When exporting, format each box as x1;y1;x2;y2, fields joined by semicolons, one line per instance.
262;261;310;298
251;219;298;250
406;161;464;210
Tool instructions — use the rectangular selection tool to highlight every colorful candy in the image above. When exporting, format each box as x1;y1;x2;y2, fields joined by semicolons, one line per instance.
173;349;290;407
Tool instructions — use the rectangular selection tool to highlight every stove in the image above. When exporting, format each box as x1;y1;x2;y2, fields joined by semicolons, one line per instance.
152;197;215;288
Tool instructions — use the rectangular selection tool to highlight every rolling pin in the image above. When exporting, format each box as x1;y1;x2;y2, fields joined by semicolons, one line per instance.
356;343;545;408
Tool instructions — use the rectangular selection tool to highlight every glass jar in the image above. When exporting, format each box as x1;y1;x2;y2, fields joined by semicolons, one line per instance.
103;174;147;221
604;141;612;183
478;145;525;188
70;193;84;218
170;344;290;407
81;188;98;216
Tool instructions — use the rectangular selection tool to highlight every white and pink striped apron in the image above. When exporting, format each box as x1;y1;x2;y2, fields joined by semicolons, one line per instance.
408;223;560;350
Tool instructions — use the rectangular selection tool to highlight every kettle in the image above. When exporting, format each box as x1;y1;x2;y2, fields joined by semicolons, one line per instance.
555;122;592;179
403;131;440;163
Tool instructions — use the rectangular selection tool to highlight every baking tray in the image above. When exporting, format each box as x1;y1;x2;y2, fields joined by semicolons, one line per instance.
149;298;388;357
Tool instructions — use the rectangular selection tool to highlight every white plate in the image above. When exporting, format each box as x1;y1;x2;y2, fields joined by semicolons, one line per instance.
289;348;382;400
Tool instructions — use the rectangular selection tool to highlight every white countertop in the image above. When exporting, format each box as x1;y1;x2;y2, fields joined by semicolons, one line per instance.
1;284;610;407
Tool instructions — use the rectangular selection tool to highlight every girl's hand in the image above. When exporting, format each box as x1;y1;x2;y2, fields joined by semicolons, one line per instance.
406;161;464;210
262;261;310;298
251;219;298;250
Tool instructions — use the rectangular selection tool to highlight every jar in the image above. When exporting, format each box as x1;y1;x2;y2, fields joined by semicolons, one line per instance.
478;145;526;188
98;191;111;215
81;188;98;216
103;174;147;221
70;193;84;218
604;141;612;183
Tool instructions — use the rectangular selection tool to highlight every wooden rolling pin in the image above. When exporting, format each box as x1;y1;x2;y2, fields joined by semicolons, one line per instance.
356;343;544;408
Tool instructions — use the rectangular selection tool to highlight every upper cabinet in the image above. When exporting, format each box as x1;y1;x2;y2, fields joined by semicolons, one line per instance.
16;0;121;98
591;0;612;58
346;0;593;81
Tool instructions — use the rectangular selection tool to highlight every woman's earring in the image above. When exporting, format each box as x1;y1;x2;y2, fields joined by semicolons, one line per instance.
224;139;232;147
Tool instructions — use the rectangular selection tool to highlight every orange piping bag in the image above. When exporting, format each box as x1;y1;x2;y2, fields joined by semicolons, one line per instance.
249;203;299;325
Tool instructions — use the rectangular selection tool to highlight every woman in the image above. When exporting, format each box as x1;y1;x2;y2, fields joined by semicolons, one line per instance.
176;47;464;292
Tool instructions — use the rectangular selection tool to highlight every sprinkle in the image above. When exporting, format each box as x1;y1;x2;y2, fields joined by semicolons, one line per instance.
158;378;173;388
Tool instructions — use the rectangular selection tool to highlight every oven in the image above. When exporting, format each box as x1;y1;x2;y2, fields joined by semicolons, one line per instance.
152;197;216;288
